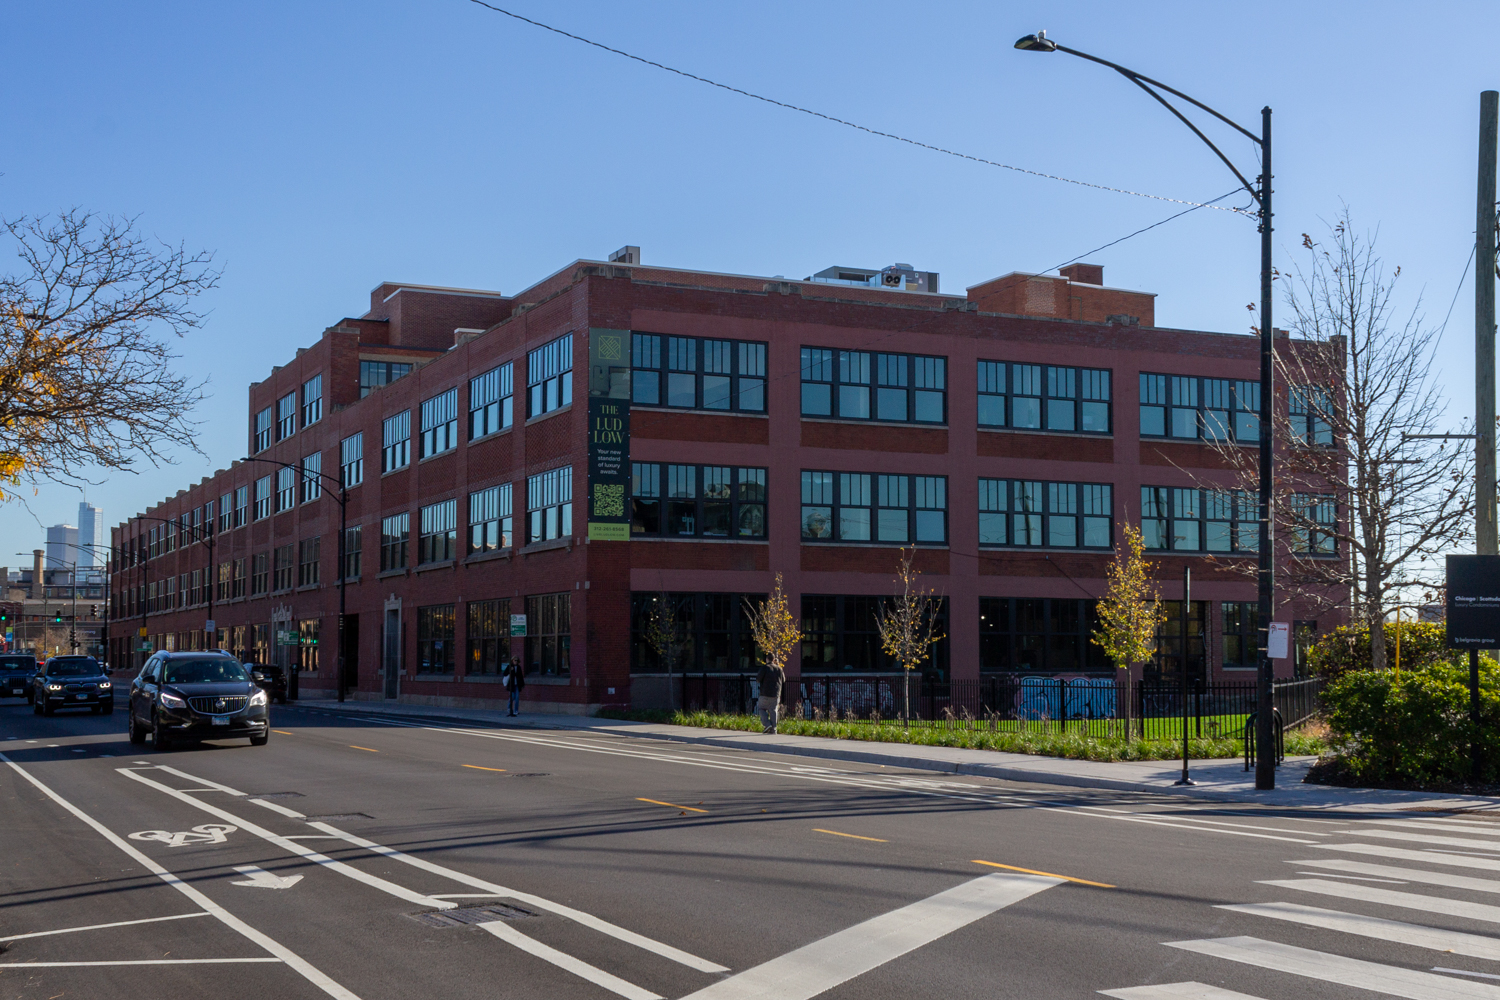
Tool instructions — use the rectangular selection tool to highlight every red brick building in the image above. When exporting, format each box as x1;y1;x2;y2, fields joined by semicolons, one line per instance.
108;252;1342;713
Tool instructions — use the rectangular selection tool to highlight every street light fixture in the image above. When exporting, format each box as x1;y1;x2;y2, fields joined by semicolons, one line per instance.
1015;30;1279;790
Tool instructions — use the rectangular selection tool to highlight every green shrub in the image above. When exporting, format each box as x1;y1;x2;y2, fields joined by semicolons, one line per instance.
1321;657;1500;786
1307;621;1458;681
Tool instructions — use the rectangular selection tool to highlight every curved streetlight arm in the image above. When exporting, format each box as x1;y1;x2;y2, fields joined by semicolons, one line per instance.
239;455;347;499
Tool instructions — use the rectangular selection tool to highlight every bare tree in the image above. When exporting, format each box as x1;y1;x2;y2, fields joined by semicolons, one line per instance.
1195;210;1473;671
0;211;219;496
874;547;945;728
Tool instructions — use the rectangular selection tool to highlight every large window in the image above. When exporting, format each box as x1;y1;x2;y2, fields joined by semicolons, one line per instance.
301;374;323;427
801;472;947;544
235;485;248;527
382;411;411;473
343;525;362;580
803;595;950;674
232;558;246;599
253;476;272;521
1290;493;1337;554
380;513;410;571
631;334;767;412
298;537;320;587
1290;386;1334;447
276;466;296;512
470;363;514;439
273;544;295;592
360;360;413;397
1142;486;1259;553
629;593;764;673
301;453;322;503
297;619;319;674
1151;601;1208;683
420;388;459;458
1223;602;1259;670
254;406;273;452
277;392;297;440
527;466;573;543
419;499;458;564
977;362;1110;433
219;492;234;532
979;598;1107;673
1140;374;1259;443
250;552;268;595
979;480;1111;549
801;348;946;423
467;599;512;675
527;333;573;417
631;464;766;538
341;433;363;488
217;561;231;602
469;484;513;553
416;605;455;674
524;593;570;677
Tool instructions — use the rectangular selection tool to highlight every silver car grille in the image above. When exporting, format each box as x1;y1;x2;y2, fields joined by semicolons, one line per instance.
188;695;248;715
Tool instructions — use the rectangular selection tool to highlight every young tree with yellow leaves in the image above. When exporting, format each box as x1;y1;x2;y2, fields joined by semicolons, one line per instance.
875;547;945;729
744;575;800;732
1092;523;1166;737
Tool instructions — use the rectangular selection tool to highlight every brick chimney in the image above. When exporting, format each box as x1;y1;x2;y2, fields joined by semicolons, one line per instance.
1059;263;1104;285
966;265;1155;326
31;549;43;599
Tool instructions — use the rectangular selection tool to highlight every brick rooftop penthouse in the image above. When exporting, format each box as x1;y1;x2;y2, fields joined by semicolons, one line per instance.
109;251;1342;713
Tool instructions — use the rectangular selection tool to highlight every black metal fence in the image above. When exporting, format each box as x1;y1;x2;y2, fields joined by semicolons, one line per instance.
674;672;1324;742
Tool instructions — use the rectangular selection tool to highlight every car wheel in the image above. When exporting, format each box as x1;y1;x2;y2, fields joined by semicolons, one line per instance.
128;712;146;744
250;731;269;747
101;701;114;716
42;701;54;717
153;714;173;751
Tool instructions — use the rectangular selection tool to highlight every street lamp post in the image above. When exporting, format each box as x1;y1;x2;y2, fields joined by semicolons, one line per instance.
123;513;216;666
1015;31;1279;789
52;541;110;660
240;456;350;703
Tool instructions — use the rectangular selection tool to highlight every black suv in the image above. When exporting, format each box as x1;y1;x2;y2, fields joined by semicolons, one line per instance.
247;663;288;704
128;651;270;750
0;655;37;700
31;656;113;715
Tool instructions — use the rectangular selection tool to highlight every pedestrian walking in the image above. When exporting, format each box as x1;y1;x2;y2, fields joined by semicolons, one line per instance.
503;659;525;716
756;660;785;734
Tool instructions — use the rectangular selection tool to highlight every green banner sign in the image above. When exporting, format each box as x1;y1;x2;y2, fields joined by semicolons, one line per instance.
587;328;631;542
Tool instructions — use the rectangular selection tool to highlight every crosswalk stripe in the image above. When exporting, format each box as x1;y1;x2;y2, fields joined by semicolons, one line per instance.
1316;843;1500;872
1100;982;1271;999
1335;828;1500;852
1292;859;1500;894
1219;901;1500;960
1166;936;1500;999
1362;818;1500;835
1259;878;1500;925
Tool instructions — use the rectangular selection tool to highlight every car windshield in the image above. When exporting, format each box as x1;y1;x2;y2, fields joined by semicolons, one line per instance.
0;657;35;672
162;659;249;684
47;659;99;677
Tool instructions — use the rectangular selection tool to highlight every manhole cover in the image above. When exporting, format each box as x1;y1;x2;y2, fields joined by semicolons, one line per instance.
250;791;304;799
304;813;372;821
408;904;533;928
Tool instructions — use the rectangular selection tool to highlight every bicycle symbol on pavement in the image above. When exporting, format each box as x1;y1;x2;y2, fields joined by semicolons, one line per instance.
129;823;238;847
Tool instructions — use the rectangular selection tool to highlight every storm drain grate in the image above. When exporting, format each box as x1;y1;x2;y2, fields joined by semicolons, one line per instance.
408;904;534;928
304;813;373;821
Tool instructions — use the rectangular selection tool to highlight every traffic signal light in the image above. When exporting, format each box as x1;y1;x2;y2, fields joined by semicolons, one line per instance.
54;614;62;623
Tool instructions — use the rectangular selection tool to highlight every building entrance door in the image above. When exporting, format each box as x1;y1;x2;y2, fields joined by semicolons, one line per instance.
383;609;400;699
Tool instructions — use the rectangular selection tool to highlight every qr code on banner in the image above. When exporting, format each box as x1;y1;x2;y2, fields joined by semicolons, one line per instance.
593;483;625;518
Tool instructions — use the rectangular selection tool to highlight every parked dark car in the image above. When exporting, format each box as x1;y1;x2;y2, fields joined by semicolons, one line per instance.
31;656;113;715
128;651;269;750
247;662;288;704
0;655;37;700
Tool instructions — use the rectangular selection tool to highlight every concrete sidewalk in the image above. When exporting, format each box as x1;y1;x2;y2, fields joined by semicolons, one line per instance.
292;698;1500;813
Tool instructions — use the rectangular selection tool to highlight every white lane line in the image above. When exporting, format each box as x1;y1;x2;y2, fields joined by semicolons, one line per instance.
1439;969;1500;983
0;754;360;1000
1063;809;1317;844
1220;901;1500;961
677;873;1061;1000
1292;871;1407;882
118;768;456;911
0;958;282;967
1292;858;1500;893
1335;828;1500;851
479;920;662;1000
1260;878;1500;925
1073;811;1327;837
1364;817;1500;833
0;911;211;943
308;821;728;973
1166;936;1500;999
251;797;308;819
1316;842;1500;872
150;763;248;796
1100;983;1271;999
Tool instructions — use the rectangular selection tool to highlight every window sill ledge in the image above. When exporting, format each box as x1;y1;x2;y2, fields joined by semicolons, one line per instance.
799;541;949;549
525;403;573;426
339;576;361;586
469;427;514;445
979;427;1113;440
1140;436;1257;448
522;538;573;556
380;466;411;479
799;416;948;429
412;673;456;682
415;560;456;574
525;676;571;686
463;549;512;566
295;584;321;593
377;568;409;580
417;450;457;466
631;536;768;544
458;674;507;684
630;406;769;419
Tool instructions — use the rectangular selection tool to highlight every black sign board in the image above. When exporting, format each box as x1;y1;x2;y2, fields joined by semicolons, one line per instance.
1446;554;1500;649
586;329;631;541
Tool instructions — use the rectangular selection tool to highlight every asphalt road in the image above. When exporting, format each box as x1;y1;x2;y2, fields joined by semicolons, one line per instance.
6;698;1500;1000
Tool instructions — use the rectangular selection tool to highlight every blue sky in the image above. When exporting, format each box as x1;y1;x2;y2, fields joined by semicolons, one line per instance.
3;1;1497;553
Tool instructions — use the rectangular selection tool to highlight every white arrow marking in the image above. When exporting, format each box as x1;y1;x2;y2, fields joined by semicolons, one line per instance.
230;865;303;889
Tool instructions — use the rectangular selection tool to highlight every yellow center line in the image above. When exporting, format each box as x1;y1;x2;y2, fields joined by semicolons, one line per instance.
636;797;707;813
272;730;293;735
349;746;379;753
971;859;1114;888
813;828;888;842
462;764;508;772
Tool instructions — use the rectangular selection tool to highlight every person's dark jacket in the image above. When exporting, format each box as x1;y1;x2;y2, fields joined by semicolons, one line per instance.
505;663;525;691
756;663;785;703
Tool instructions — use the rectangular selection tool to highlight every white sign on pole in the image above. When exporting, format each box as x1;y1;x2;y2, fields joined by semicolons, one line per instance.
1267;622;1290;660
205;619;216;633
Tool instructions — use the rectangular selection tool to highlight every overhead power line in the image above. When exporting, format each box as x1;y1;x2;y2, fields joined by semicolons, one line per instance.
466;1;1251;216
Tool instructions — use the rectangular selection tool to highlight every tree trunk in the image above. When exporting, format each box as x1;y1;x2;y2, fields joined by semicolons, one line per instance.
1369;615;1388;673
903;668;910;731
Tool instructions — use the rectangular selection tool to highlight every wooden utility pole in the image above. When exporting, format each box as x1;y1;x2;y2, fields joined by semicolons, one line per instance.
1478;90;1497;556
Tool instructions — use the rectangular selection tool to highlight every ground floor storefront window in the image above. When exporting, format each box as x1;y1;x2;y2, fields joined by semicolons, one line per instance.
467;599;511;675
979;598;1106;674
525;593;570;677
630;592;764;674
801;594;949;677
417;604;455;673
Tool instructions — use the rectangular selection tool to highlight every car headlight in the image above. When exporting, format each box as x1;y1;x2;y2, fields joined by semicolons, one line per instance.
99;680;112;689
47;683;62;691
249;689;268;707
159;691;187;709
252;671;264;681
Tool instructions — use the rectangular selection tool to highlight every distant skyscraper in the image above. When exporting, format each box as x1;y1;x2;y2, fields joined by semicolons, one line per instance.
46;524;79;570
78;502;104;566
